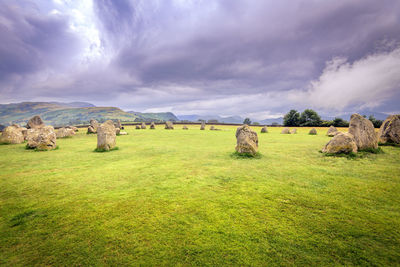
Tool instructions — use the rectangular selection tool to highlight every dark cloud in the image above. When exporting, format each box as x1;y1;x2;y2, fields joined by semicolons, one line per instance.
1;0;400;118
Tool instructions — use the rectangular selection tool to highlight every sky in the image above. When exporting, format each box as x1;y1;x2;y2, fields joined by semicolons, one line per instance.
1;0;400;119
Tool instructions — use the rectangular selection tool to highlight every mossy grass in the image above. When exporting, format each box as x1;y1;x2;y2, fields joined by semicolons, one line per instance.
93;146;119;153
1;125;400;266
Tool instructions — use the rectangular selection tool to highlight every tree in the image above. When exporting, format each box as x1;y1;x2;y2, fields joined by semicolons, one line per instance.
283;110;300;126
299;109;322;126
243;118;251;125
332;117;349;127
368;115;383;128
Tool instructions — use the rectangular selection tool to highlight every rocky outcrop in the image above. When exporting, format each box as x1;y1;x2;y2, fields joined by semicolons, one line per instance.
96;120;116;151
378;115;400;144
56;127;75;138
235;125;258;155
348;113;378;150
0;125;24;144
27;115;45;129
165;121;174;129
322;132;357;154
27;126;57;150
326;126;338;137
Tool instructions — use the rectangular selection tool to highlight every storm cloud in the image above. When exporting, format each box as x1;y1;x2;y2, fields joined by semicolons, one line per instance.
1;0;400;119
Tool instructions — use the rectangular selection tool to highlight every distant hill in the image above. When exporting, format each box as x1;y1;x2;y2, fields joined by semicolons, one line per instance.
177;114;283;125
127;111;179;122
0;102;178;126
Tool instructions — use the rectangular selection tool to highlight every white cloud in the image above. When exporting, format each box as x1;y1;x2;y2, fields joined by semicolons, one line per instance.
296;46;400;111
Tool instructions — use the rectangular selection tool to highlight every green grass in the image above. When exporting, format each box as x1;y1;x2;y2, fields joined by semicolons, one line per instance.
1;125;400;266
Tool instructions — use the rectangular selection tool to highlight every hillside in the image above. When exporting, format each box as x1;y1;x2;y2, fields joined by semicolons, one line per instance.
0;102;178;126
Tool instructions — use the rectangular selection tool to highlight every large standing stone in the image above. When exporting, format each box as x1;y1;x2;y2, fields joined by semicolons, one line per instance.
56;127;75;138
165;121;174;129
27;126;57;150
27;115;44;129
200;122;205;130
309;128;317;135
87;119;99;134
322;132;357;154
348;113;378;150
378;115;400;144
235;125;258;155
261;126;268;133
150;122;155;129
0;125;24;144
141;122;147;129
290;129;297;134
97;120;116;151
281;128;290;134
326;125;338;137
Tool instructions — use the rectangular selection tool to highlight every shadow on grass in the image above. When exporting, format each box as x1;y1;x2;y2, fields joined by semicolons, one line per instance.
321;147;384;159
25;144;59;152
379;142;400;147
230;151;262;159
93;146;119;153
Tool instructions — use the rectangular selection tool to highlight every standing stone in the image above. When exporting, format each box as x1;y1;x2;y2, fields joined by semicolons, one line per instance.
290;129;297;134
281;128;290;134
210;126;215;130
261;126;268;133
322;132;357;154
326;125;338;136
135;125;141;129
27;115;45;129
97;120;116;151
309;128;317;135
0;125;24;144
66;126;79;132
115;128;121;135
114;120;122;130
200;122;205;130
183;125;188;130
87;119;99;134
141;122;147;129
27;126;57;150
378;115;400;144
165;121;174;129
56;127;75;138
235;125;258;155
150;122;156;129
348;113;378;150
19;127;28;140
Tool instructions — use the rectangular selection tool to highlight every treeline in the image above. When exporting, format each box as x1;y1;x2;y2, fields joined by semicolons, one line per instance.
283;109;383;128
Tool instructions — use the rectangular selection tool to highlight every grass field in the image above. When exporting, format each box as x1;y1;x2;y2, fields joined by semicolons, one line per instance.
1;125;400;266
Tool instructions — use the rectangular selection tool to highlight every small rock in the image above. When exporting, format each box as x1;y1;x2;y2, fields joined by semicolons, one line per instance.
27;115;45;129
309;128;317;135
326;125;338;137
281;128;290;134
261;126;268;133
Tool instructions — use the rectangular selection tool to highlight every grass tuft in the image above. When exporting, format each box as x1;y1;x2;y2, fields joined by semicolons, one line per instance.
359;147;384;154
379;142;400;147
10;210;36;227
230;151;262;159
94;146;119;153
